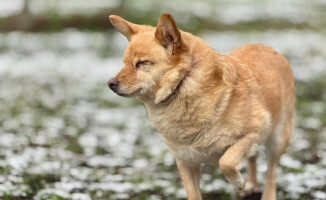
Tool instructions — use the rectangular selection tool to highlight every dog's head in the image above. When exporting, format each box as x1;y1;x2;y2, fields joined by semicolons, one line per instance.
108;13;190;104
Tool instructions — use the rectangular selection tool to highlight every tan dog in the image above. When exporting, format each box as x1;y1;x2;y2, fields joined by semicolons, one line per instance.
108;13;295;200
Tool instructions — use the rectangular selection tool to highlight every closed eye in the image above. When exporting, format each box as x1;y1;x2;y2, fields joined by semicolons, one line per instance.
135;60;152;68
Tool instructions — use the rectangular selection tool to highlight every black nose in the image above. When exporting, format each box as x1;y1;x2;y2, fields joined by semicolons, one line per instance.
108;78;120;90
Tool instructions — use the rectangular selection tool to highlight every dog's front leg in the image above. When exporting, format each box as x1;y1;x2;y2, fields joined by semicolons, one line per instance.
176;159;202;200
218;134;259;193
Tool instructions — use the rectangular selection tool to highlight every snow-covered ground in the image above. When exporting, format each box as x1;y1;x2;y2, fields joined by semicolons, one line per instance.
0;18;325;200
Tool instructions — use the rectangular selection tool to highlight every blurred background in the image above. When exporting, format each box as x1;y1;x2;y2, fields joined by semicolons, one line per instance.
0;0;325;200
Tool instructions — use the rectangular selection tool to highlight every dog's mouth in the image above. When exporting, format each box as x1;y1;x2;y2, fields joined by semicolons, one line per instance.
115;88;142;98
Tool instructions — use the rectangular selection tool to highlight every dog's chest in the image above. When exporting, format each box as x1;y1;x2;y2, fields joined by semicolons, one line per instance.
165;140;220;165
148;101;212;143
147;101;235;157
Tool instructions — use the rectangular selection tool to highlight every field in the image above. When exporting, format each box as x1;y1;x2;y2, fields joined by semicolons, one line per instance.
0;0;325;200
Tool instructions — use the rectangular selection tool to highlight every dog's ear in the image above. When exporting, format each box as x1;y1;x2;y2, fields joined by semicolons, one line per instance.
155;68;188;104
109;15;140;41
155;13;182;54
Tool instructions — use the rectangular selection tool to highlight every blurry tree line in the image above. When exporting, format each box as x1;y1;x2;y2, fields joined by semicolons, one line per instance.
0;0;321;33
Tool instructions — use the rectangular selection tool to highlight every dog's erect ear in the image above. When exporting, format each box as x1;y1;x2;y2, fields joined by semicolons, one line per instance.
109;15;140;41
155;13;182;54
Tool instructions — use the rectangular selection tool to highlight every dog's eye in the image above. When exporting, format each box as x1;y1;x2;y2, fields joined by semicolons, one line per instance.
135;60;151;68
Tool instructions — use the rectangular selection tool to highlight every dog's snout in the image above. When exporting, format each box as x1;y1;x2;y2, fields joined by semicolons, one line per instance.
108;78;120;90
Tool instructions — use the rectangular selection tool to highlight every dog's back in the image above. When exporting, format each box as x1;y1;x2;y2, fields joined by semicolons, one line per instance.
228;44;295;128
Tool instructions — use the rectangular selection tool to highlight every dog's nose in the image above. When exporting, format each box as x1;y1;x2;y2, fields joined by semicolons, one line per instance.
108;78;120;90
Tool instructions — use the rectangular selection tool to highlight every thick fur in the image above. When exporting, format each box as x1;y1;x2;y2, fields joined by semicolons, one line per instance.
108;13;295;200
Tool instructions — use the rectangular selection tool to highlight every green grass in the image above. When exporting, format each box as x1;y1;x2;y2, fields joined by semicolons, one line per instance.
36;193;69;200
0;165;11;174
23;173;61;194
65;135;84;154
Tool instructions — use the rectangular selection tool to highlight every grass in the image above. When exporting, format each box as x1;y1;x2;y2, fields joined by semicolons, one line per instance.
0;165;11;174
1;194;32;200
65;135;84;154
23;173;61;194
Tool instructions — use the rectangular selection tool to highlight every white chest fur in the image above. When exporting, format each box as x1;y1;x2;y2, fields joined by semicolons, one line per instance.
165;140;220;166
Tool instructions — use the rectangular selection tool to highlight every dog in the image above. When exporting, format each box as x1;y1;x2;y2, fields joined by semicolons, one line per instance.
108;13;295;200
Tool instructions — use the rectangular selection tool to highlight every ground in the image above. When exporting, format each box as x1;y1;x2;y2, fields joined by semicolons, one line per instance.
0;1;326;199
0;29;325;200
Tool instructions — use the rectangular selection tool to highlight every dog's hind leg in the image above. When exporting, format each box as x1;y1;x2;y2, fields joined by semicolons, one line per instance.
176;160;202;200
261;114;293;200
243;153;260;195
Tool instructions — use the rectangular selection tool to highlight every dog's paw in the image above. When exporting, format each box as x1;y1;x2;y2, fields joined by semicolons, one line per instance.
240;181;260;196
230;178;245;194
